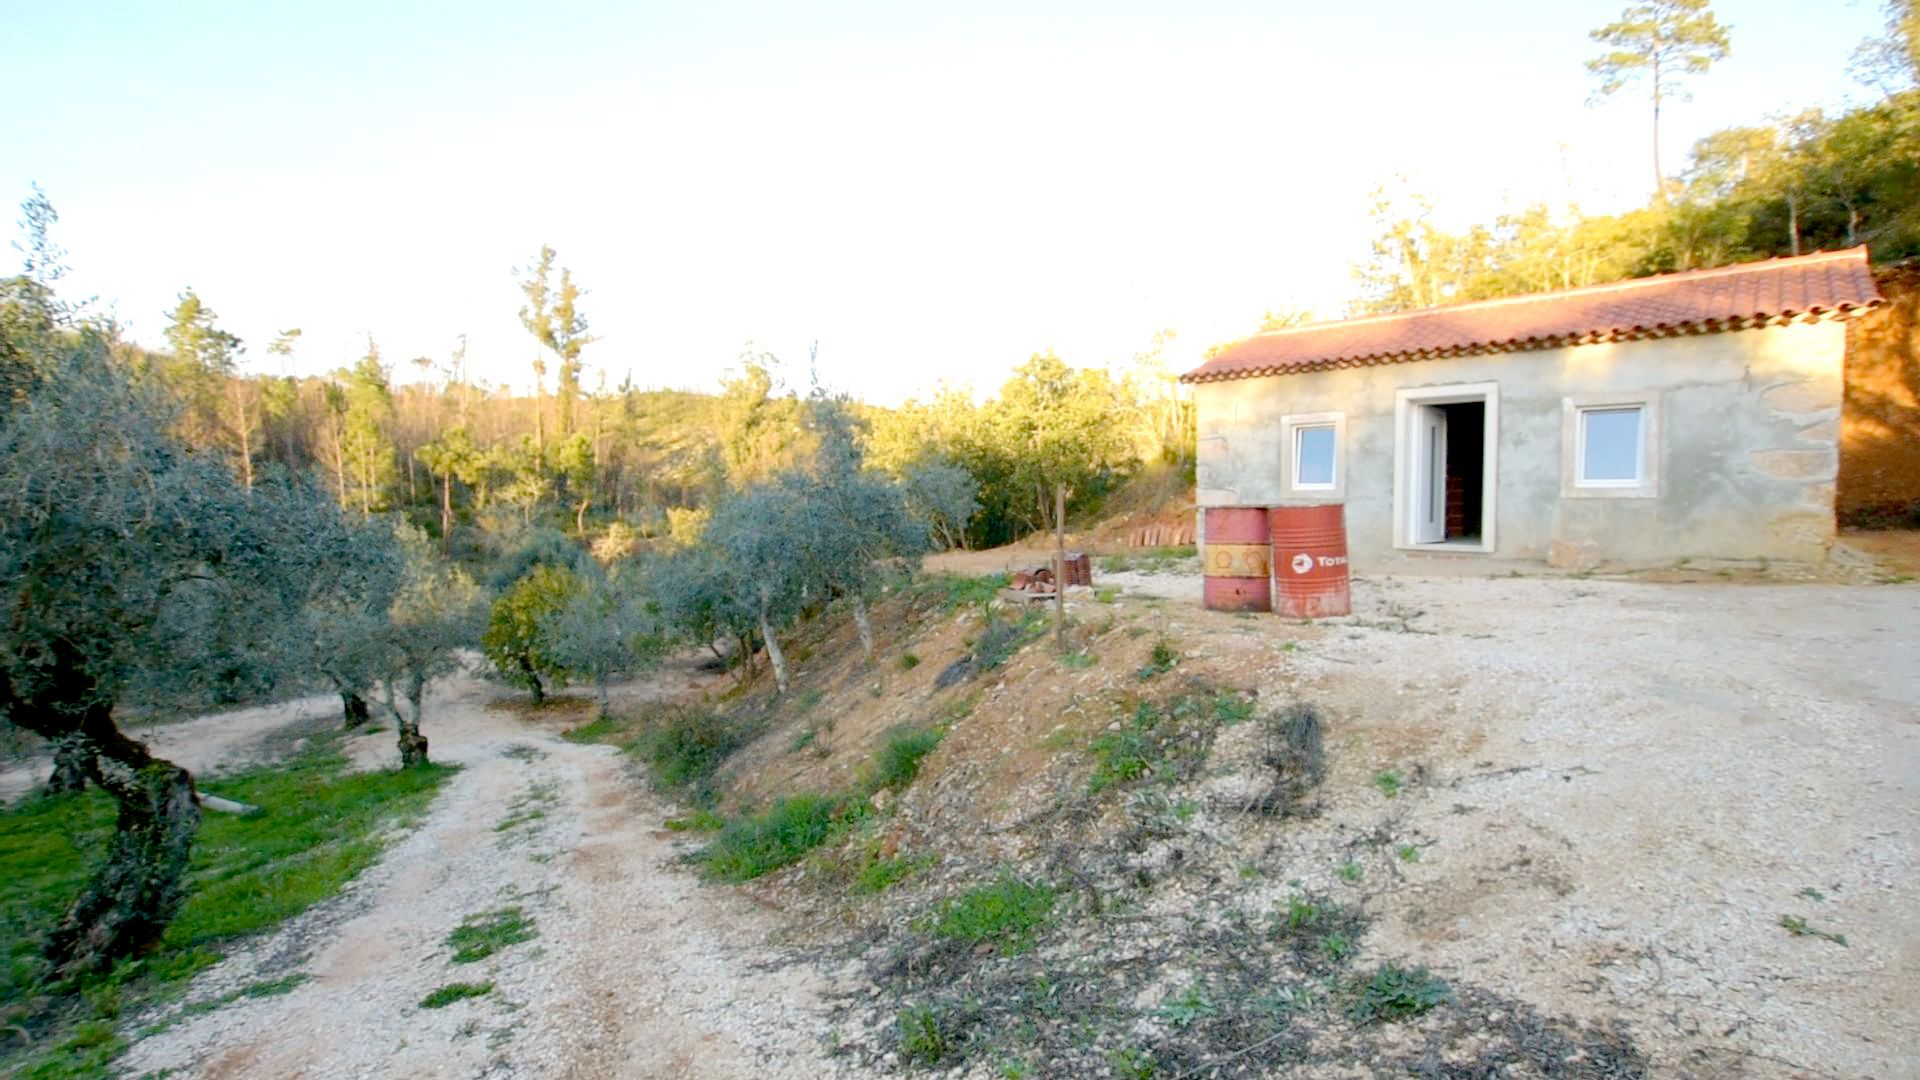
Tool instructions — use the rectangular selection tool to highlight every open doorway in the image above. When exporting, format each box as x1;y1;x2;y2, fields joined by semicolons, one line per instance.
1399;384;1497;551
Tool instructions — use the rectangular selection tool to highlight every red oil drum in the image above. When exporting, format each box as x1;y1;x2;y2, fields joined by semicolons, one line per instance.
1202;507;1272;612
1269;505;1351;618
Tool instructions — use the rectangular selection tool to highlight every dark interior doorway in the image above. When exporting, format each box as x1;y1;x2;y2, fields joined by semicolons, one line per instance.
1440;401;1484;541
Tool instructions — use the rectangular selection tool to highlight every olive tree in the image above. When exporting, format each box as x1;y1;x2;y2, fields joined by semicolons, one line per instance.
541;569;664;717
649;541;760;680
793;396;931;657
899;456;979;552
372;526;480;766
295;518;405;730
703;483;811;692
0;339;349;976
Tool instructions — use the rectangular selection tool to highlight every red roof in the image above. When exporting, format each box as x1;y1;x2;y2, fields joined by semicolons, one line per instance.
1182;247;1884;384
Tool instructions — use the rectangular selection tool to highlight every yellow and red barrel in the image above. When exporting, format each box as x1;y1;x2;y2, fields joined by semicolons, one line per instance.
1201;507;1272;612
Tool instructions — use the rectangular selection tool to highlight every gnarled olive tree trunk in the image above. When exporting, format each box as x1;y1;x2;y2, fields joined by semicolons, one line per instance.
340;690;371;730
18;700;201;978
46;733;91;794
379;672;430;768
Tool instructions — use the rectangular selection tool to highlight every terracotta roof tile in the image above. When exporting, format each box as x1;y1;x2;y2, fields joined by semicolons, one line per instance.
1181;247;1884;383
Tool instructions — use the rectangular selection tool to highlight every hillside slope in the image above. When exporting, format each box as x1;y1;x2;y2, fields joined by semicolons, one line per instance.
589;570;1919;1078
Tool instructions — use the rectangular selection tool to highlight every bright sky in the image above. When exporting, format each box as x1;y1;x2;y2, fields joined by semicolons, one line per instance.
0;0;1888;403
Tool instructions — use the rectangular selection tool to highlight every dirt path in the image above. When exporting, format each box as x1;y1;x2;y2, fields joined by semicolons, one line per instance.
118;668;862;1080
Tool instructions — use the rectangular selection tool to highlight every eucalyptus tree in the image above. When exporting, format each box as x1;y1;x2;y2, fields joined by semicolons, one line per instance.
0;338;350;976
517;244;594;444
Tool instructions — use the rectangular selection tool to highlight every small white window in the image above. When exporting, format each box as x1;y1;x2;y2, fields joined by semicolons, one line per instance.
1293;424;1337;489
1280;411;1344;496
1576;406;1644;486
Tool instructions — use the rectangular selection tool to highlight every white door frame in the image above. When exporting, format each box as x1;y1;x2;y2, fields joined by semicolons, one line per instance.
1392;382;1499;553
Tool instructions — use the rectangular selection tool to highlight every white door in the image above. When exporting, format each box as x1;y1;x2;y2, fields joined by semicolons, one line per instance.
1413;405;1447;544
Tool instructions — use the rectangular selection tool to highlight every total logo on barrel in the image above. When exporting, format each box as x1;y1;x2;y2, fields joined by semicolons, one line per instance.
1288;551;1348;575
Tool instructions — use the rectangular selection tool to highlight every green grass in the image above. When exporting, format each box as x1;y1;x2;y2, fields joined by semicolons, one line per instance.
446;907;538;963
1372;770;1403;799
898;652;921;671
419;981;494;1009
921;873;1056;953
1088;698;1185;794
857;727;944;796
561;714;624;744
1059;649;1096;670
0;740;453;1078
698;794;855;882
1338;860;1363;883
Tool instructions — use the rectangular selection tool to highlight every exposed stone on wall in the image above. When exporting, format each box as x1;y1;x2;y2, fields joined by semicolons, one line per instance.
1548;539;1602;570
1794;417;1840;444
1762;380;1840;416
1748;448;1838;481
1767;511;1835;551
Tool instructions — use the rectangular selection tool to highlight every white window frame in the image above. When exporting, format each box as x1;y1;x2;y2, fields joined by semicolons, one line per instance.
1561;392;1661;499
1392;382;1499;554
1280;411;1345;498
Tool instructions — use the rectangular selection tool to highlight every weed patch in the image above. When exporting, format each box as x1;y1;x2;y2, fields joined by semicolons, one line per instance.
924;573;1010;612
624;707;746;796
1135;636;1179;680
921;873;1056;953
1779;913;1848;946
854;851;936;894
858;727;944;796
1347;964;1451;1024
447;907;538;964
698;794;855;882
561;714;625;744
419;981;494;1009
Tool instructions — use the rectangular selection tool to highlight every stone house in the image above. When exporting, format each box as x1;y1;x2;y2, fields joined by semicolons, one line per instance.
1182;247;1885;569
